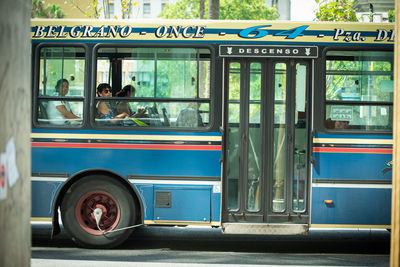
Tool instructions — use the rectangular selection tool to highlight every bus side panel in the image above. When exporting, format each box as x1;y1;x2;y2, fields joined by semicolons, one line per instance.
133;183;154;220
134;183;221;223
312;133;392;227
154;185;211;222
211;187;221;222
311;187;391;226
31;130;222;224
31;181;63;219
312;152;392;181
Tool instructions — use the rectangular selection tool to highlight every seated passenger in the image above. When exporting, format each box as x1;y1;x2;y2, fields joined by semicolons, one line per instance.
325;118;349;129
46;79;81;125
96;83;129;124
176;103;203;127
334;120;349;129
115;85;146;118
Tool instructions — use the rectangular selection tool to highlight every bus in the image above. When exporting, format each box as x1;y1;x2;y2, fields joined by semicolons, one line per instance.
31;19;394;248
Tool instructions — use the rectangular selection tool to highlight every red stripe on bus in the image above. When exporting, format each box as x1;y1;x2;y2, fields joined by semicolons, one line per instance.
31;142;222;151
313;147;392;154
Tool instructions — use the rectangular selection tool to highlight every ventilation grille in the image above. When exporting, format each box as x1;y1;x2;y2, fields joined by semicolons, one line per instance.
155;191;171;208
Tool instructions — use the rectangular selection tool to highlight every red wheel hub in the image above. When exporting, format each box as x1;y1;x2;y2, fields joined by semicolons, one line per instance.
76;191;120;235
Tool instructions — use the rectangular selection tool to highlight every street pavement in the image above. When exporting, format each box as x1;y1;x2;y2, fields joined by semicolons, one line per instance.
32;223;390;266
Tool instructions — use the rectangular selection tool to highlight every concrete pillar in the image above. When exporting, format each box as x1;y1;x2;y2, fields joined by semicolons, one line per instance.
392;0;400;265
0;0;31;266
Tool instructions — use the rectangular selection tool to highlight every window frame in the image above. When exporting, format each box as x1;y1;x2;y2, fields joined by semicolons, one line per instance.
322;47;394;133
33;43;89;129
91;43;216;131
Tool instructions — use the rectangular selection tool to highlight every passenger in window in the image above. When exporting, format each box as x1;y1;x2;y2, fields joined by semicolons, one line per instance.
116;85;146;118
325;118;349;129
325;118;335;129
46;79;81;125
115;85;146;118
334;120;349;129
176;103;203;127
96;83;129;124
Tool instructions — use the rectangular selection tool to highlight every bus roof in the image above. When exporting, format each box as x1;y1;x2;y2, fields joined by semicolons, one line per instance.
31;19;394;47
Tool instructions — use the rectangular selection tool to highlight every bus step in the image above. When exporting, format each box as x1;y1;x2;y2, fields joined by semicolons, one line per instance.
222;223;308;235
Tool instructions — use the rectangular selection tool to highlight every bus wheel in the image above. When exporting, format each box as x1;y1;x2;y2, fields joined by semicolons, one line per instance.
60;175;136;248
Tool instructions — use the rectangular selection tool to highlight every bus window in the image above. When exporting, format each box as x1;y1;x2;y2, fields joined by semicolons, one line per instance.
247;62;262;212
325;50;393;131
37;47;85;126
95;47;211;128
226;62;241;211
272;63;287;212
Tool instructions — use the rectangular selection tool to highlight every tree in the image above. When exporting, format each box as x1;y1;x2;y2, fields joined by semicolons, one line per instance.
199;0;205;19
314;0;358;22
208;0;219;19
32;0;66;18
159;0;278;20
388;9;395;22
67;0;100;18
67;0;138;19
45;4;66;18
220;0;278;20
121;0;138;19
159;0;201;19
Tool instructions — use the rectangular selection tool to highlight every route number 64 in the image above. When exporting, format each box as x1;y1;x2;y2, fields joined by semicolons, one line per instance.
238;25;309;39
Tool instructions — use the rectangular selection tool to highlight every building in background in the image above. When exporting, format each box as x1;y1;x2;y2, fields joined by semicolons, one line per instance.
355;0;394;22
46;0;176;19
265;0;290;20
96;0;177;19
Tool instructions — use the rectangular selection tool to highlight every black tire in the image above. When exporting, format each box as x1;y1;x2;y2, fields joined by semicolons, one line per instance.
60;175;137;248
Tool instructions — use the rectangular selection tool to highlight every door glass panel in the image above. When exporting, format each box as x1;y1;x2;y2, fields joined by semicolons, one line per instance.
227;62;241;211
247;62;262;212
293;63;307;212
272;63;287;212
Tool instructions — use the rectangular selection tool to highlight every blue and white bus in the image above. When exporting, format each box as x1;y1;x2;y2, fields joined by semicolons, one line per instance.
31;19;394;248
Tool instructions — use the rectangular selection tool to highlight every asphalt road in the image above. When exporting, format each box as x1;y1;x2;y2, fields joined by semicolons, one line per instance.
32;223;390;266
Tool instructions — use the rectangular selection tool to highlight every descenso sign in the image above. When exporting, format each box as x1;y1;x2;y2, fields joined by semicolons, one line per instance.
219;45;318;58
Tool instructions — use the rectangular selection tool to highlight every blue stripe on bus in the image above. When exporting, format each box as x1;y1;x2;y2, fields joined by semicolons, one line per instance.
311;187;391;226
32;147;221;177
314;133;393;140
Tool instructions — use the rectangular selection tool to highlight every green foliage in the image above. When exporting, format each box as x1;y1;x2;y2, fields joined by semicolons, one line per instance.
32;0;45;18
388;9;395;22
160;0;204;19
160;0;278;20
46;4;66;18
220;0;278;20
314;0;358;22
66;0;99;19
32;0;65;18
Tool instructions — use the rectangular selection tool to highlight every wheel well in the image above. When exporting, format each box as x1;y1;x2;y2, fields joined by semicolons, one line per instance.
51;169;143;238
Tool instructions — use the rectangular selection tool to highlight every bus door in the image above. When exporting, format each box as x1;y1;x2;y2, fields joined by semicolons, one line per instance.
222;58;310;234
